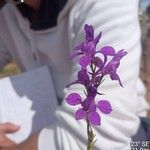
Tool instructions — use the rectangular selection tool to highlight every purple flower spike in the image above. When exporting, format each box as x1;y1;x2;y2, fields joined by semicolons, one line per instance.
88;112;101;125
97;100;112;114
66;93;82;106
99;46;116;56
66;24;127;127
75;108;86;120
71;25;103;69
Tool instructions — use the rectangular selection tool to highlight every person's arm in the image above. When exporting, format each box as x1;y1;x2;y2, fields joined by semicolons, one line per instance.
38;0;147;150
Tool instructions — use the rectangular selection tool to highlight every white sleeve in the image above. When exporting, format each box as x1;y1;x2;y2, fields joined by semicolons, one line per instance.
38;0;149;150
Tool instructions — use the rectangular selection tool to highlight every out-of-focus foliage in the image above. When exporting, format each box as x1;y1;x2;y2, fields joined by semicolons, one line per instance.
140;1;150;108
0;63;21;78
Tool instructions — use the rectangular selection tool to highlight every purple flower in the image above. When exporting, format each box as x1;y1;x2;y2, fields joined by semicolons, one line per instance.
102;49;127;86
71;24;102;68
76;98;101;125
94;49;127;86
66;93;112;126
66;69;90;88
66;24;127;126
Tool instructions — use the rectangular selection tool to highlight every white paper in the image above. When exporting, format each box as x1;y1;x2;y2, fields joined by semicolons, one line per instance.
0;66;58;143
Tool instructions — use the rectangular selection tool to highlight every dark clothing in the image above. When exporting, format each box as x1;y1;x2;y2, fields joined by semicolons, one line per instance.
131;117;150;149
17;0;68;30
0;0;6;9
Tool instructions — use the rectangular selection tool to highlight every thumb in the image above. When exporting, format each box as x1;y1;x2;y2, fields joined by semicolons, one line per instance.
0;123;20;134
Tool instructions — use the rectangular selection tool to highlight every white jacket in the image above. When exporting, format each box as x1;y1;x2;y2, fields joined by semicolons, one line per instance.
0;0;149;149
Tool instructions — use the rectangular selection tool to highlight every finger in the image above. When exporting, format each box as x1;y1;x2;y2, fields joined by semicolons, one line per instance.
0;135;16;148
0;123;20;134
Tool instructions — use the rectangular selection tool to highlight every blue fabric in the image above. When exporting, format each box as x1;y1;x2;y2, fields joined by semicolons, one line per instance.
131;117;150;149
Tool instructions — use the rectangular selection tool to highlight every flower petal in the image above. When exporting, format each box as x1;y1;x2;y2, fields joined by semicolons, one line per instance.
97;100;112;114
84;24;94;42
74;42;85;51
77;69;90;82
103;61;118;74
66;93;82;106
87;86;97;98
100;46;116;56
113;49;127;61
79;56;91;68
110;73;123;87
82;97;92;111
66;81;82;88
75;108;86;120
84;41;96;54
70;51;83;59
93;57;104;69
89;102;97;112
88;112;101;125
94;32;102;45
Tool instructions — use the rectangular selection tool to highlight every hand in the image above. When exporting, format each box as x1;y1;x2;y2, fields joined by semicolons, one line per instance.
0;123;38;150
0;123;20;150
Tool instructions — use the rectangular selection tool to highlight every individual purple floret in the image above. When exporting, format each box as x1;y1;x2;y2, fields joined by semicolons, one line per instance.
66;93;112;125
71;24;102;69
96;48;127;87
66;24;127;126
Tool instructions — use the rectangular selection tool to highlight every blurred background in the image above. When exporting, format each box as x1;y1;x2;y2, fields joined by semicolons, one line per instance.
0;0;150;108
140;0;150;104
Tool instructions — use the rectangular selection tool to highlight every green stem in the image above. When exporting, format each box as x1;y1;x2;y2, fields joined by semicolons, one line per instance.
87;119;95;150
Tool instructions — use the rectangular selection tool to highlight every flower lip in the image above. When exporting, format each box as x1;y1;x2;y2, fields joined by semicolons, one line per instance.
88;111;101;125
